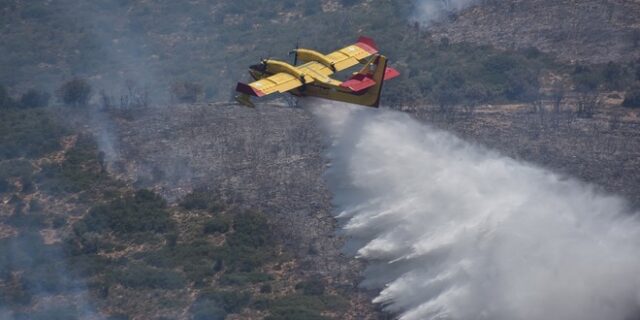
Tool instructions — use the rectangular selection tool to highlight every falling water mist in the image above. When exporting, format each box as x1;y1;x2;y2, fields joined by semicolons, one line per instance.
309;102;640;320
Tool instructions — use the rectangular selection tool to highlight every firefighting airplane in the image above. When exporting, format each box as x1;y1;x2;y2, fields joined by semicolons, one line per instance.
234;36;399;108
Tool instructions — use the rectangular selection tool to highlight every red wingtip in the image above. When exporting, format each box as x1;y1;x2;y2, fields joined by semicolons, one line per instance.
235;82;265;97
356;36;379;54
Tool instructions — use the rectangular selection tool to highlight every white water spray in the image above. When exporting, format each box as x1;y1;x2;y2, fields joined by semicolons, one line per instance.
310;103;640;320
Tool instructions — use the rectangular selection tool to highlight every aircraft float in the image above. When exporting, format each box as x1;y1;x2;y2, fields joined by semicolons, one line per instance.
235;36;399;108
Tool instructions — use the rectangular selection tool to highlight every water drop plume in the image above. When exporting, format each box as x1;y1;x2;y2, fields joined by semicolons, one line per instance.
309;102;640;320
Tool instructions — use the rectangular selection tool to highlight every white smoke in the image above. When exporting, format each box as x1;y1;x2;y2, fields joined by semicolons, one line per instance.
412;0;479;25
310;102;640;320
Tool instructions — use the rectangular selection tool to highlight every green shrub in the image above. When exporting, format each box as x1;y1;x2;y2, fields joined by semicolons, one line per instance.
144;240;219;267
265;308;328;320
138;241;227;285
260;283;272;293
52;216;66;228
170;81;203;103
36;135;108;194
572;65;602;93
203;215;231;234
165;232;178;247
340;0;360;6
2;284;32;306
190;304;226;320
193;289;250;314
6;210;46;229
265;294;347;320
110;264;186;289
0;179;9;193
623;84;640;108
183;263;217;286
0;85;14;108
82;189;173;235
0;159;34;178
0;232;86;303
295;278;325;295
67;254;113;277
22;262;76;294
220;272;273;286
20;3;51;20
180;190;224;212
57;78;91;107
180;192;209;210
17;306;80;320
602;61;625;90
302;1;322;15
221;244;272;272
79;190;174;235
0;109;66;159
227;211;272;249
19;89;50;108
0;232;58;273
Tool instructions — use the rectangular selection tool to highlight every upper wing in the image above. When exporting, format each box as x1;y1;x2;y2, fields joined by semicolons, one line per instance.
236;72;305;97
325;36;379;72
296;61;342;86
297;61;333;78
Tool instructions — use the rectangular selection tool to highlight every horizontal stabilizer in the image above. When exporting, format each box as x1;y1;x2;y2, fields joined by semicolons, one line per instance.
340;66;400;93
384;67;400;80
340;74;377;92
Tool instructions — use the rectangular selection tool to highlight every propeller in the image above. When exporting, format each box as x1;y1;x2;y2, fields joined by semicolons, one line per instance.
261;48;272;65
288;39;299;66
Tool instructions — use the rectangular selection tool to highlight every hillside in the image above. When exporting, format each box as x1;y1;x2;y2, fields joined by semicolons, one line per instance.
2;0;640;319
0;105;385;319
2;0;639;108
427;0;640;63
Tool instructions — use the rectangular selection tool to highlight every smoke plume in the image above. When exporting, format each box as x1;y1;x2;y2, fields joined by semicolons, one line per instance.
412;0;479;26
310;102;640;320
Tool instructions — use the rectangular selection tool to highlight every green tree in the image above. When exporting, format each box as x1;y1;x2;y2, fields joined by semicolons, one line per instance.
81;189;173;234
340;0;360;6
20;89;50;108
302;0;323;15
623;84;640;108
57;78;92;107
0;85;14;108
573;65;601;93
170;81;203;103
602;62;623;90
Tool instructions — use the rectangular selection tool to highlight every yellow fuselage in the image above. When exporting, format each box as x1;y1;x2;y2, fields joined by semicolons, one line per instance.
249;56;388;107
